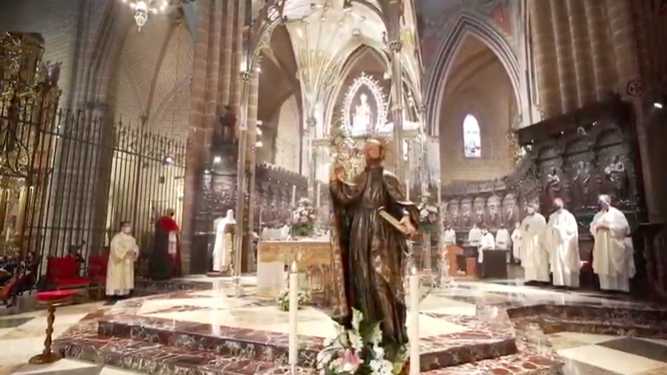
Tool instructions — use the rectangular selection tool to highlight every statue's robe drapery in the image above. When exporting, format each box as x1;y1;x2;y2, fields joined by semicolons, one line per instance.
546;209;580;287
330;165;418;347
520;213;549;282
150;216;181;280
590;207;635;292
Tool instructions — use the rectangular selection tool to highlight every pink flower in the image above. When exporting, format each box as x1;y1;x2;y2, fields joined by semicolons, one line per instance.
341;349;361;373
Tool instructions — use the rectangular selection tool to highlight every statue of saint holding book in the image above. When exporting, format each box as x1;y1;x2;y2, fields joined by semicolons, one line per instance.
329;138;418;355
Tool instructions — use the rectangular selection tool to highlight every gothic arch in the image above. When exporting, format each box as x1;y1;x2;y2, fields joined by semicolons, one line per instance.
426;13;522;136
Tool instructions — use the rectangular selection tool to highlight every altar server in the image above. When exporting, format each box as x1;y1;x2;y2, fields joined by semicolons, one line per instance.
443;225;457;246
590;194;635;292
478;227;495;263
468;223;482;247
106;221;138;297
511;222;522;263
546;198;580;288
521;203;549;283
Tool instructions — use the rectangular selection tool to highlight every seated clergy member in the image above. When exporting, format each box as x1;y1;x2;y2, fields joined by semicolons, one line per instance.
521;203;549;283
443;225;457;246
545;198;580;288
107;221;139;298
478;226;495;263
468;223;482;247
590;194;635;292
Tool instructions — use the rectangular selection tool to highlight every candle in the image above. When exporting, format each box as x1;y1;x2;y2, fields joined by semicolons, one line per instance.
288;261;298;372
409;270;420;375
406;178;411;201
291;185;296;207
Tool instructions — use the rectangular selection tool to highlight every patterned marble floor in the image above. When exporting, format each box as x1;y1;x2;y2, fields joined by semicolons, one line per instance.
1;276;666;374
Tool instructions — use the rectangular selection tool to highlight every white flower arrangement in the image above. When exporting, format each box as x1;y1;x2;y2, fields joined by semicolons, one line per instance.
317;309;408;375
292;197;317;237
277;288;311;311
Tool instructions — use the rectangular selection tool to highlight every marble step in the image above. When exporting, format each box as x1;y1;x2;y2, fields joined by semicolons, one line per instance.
97;315;322;368
55;334;314;375
97;313;518;371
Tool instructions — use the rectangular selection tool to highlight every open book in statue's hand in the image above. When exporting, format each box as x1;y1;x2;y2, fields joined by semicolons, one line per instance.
377;207;416;237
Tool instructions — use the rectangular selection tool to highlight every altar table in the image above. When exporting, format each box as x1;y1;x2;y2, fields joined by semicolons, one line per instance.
256;240;333;304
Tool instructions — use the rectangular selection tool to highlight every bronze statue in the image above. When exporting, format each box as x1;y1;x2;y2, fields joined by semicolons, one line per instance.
329;139;418;351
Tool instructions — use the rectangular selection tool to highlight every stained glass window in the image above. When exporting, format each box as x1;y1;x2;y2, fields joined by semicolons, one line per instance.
463;114;481;158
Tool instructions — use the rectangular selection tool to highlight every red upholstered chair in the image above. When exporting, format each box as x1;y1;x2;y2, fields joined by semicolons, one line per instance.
46;256;91;290
30;290;77;364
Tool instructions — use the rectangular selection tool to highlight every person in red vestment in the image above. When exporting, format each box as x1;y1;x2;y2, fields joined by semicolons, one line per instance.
150;210;182;280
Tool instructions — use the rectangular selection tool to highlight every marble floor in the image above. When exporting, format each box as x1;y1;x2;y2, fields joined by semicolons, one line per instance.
1;276;666;374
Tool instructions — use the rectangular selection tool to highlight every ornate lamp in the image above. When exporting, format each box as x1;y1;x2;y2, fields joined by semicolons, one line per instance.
121;0;168;31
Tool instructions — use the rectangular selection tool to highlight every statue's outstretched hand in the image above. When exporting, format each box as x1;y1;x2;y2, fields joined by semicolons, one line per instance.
399;216;417;238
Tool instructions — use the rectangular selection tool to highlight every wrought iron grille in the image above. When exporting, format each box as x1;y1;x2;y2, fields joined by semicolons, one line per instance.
0;95;186;276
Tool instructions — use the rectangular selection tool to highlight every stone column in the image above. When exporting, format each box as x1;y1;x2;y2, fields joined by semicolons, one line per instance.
389;39;404;179
306;116;317;200
565;0;596;107
245;68;260;271
233;70;251;290
583;0;617;101
530;1;561;118
182;0;213;275
608;0;663;222
550;0;577;113
220;0;234;106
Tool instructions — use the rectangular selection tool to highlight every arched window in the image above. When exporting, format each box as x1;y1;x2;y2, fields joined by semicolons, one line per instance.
463;114;481;158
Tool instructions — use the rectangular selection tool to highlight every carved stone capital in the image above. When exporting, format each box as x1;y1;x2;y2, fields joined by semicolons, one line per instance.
240;71;252;82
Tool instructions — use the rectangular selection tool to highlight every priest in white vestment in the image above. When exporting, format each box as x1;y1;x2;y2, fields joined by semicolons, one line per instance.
478;227;495;263
521;203;549;283
468;223;482;247
106;222;138;297
443;226;457;246
546;198;580;288
496;225;511;263
511;222;522;264
212;210;236;272
590;194;635;292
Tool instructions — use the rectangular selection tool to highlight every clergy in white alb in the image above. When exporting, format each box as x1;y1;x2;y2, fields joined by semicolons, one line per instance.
545;198;580;288
478;228;495;263
520;204;549;282
106;222;138;296
511;222;522;263
590;195;635;292
443;227;457;246
496;226;511;263
212;209;236;272
468;224;482;247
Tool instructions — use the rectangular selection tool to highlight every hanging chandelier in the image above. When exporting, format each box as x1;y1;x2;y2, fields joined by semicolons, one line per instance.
121;0;169;31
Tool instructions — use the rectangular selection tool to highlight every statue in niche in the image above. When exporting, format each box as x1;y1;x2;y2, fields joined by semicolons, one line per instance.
473;196;486;226
460;198;472;228
502;193;519;227
486;195;501;229
445;199;460;228
352;93;373;135
572;160;593;209
604;155;628;201
542;167;563;212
